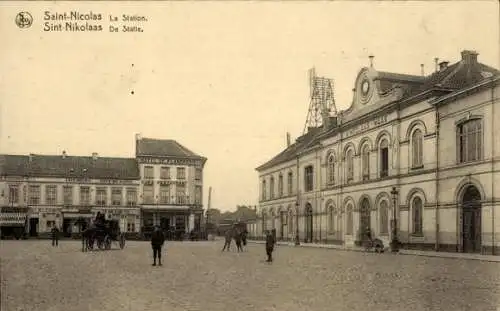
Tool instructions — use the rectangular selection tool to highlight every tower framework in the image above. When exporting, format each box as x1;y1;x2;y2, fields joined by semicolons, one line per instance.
303;68;337;134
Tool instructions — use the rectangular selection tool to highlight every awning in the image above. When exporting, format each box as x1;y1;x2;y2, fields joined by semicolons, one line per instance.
0;213;27;225
63;213;93;218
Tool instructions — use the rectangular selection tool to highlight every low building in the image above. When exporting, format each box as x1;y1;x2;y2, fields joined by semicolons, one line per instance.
255;50;500;255
0;152;140;237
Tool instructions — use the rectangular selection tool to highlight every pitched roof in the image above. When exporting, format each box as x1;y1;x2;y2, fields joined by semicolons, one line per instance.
0;154;139;179
256;127;322;171
136;137;204;159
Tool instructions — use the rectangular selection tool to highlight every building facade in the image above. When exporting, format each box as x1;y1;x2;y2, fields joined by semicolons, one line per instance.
0;136;206;238
136;136;207;234
255;50;500;255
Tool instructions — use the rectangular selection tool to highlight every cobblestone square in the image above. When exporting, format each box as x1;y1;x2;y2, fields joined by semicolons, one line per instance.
1;240;499;311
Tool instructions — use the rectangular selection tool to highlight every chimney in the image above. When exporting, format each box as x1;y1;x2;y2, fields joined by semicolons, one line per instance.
434;57;439;72
62;150;67;159
322;109;331;130
369;55;374;68
92;152;98;160
286;132;291;147
439;61;449;71
461;50;478;64
420;64;425;76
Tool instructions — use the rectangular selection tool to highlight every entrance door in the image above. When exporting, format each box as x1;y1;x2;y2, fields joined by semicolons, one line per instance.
280;211;285;240
462;185;482;253
305;204;313;243
359;198;371;242
160;217;170;230
29;218;39;237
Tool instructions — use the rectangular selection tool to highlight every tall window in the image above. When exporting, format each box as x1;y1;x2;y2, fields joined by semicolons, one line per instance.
195;168;202;181
412;196;423;235
111;188;122;206
361;144;370;180
457;119;482;163
176;183;186;204
195;185;202;204
327;205;334;234
278;174;283;197
96;188;107;206
287;172;293;195
327;154;335;185
346;205;353;235
412;129;424;168
288;208;294;234
270;177;275;199
262;180;267;200
8;185;19;204
28;185;41;205
127;215;136;232
144;166;154;179
143;184;154;204
46;185;57;205
176;167;186;180
80;187;90;205
160;185;170;204
379;200;389;234
160;167;170;179
380;139;389;178
63;186;73;205
304;166;314;192
346;150;354;182
126;188;137;206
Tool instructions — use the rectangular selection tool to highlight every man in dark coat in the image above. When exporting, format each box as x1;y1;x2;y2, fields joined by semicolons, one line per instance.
51;226;59;247
151;226;165;266
221;228;233;252
265;230;276;262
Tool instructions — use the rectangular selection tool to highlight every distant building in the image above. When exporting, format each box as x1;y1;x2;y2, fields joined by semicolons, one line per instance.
136;136;207;233
255;50;500;255
0;135;206;237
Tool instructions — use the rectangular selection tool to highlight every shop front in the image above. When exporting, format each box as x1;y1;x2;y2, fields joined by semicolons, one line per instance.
61;208;93;237
141;207;204;240
92;207;141;234
0;207;28;239
29;207;62;237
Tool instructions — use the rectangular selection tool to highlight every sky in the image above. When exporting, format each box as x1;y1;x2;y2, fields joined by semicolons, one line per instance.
0;1;498;212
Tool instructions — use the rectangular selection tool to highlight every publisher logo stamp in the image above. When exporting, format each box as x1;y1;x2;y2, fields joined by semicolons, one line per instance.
15;12;33;29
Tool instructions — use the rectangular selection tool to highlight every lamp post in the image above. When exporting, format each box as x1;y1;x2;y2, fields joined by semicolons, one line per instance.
390;186;400;252
295;201;300;246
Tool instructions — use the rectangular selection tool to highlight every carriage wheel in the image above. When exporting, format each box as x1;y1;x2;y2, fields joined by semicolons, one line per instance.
104;235;112;250
119;234;125;249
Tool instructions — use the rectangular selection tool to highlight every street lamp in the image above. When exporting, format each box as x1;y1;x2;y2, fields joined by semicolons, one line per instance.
295;201;300;246
390;186;400;252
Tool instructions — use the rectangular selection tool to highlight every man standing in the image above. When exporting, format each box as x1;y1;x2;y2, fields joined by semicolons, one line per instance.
51;226;59;247
265;230;276;262
221;228;233;252
151;226;165;266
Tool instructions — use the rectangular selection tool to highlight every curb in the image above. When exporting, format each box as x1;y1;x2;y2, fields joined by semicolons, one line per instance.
247;240;500;263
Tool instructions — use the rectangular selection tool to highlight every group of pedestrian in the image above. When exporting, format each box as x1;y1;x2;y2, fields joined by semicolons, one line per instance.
221;226;248;252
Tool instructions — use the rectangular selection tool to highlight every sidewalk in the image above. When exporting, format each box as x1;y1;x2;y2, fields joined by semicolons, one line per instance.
248;240;500;263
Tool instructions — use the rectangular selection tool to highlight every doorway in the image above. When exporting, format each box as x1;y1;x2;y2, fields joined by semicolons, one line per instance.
359;198;371;242
29;218;39;237
305;204;313;243
461;185;482;253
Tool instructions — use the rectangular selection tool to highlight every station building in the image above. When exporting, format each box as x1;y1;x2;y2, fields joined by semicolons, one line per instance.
0;135;206;238
254;50;500;255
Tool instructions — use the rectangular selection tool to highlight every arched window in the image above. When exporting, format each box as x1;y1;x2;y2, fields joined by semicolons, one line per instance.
269;177;275;199
327;154;335;185
327;204;335;234
346;205;353;235
379;139;389;178
412;197;423;235
457;119;482;163
412;129;423;168
361;144;370;180
379;200;389;234
278;174;284;197
287;171;293;195
346;149;354;183
262;180;266;200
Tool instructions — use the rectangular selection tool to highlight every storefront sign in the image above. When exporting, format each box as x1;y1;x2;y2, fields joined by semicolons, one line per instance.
137;157;202;167
346;115;388;137
0;213;26;225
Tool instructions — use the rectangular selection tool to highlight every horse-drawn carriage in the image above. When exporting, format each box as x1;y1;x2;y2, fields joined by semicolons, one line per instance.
82;218;125;252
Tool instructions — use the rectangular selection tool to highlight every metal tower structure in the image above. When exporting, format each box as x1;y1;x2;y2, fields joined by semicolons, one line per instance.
303;67;337;134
